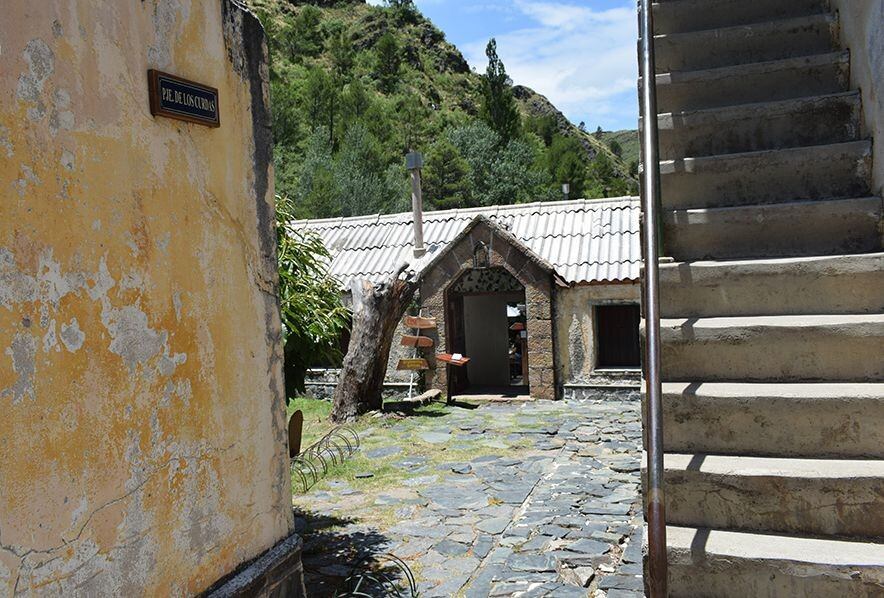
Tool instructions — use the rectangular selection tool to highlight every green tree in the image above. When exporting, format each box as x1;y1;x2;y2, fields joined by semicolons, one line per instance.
295;128;338;219
341;79;373;128
275;196;350;399
270;81;302;147
479;38;521;144
585;151;630;198
375;33;402;93
285;5;324;60
424;139;472;209
546;134;587;199
447;121;545;206
334;123;398;216
398;95;430;152
304;67;339;146
447;121;498;203
386;0;419;24
526;115;558;147
329;31;354;77
487;138;547;205
609;139;623;157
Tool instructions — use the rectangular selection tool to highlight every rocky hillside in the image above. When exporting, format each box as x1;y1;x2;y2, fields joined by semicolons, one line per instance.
247;0;638;218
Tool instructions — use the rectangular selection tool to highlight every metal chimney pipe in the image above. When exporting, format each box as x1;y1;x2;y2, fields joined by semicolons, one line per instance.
406;151;426;258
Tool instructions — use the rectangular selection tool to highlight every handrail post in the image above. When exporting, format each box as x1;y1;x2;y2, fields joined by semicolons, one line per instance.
639;0;667;596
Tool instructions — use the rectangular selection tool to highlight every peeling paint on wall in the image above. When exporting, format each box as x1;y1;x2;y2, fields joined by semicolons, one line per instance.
554;284;641;384
0;1;291;595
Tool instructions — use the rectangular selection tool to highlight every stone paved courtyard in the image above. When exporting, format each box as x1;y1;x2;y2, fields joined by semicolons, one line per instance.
293;396;644;597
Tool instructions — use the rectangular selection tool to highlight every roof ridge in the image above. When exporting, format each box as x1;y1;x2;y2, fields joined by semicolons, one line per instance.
288;197;639;228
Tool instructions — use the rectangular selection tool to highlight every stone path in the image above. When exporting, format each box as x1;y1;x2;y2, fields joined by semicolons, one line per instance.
294;397;643;597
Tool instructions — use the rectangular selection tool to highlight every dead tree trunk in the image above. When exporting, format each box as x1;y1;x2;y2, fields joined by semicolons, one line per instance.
331;264;418;422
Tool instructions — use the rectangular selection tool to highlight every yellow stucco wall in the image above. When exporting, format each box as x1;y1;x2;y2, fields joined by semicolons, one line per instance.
0;1;292;594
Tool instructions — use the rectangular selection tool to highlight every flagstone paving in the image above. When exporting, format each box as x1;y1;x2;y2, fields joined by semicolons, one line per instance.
294;397;643;597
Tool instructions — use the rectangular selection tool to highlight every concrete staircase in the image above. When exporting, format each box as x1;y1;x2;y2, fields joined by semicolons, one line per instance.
642;0;884;595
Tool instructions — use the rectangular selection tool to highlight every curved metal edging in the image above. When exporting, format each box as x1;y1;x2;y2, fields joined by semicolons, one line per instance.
289;424;361;494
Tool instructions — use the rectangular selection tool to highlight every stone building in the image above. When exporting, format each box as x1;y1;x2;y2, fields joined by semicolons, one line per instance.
292;198;641;401
1;1;302;595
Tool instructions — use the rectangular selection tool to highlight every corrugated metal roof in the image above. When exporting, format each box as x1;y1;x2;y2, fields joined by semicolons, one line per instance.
288;197;641;288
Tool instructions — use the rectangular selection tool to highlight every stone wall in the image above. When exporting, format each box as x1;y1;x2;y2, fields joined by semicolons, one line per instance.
419;219;557;400
830;0;884;196
0;1;292;594
554;283;642;385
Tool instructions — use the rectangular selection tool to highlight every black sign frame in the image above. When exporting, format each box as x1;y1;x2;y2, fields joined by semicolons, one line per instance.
148;69;220;128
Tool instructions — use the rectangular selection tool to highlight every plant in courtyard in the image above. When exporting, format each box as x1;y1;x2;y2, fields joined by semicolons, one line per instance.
276;195;350;400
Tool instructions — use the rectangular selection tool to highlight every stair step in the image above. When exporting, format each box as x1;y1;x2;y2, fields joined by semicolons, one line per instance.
653;51;850;113
658;313;884;382
665;526;884;597
663;197;882;261
658;382;884;458
655;13;839;73
655;454;884;537
657;92;861;160
660;140;872;210
653;0;829;35
659;253;884;317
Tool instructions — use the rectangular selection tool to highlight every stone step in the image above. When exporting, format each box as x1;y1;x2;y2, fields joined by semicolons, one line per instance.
658;313;884;382
652;51;850;114
653;0;829;35
655;13;839;73
659;253;884;318
655;454;884;537
657;382;884;458
664;526;884;597
663;197;882;261
657;91;861;160
660;140;872;210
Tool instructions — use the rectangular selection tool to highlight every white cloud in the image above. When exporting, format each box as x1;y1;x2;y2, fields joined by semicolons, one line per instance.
465;1;638;130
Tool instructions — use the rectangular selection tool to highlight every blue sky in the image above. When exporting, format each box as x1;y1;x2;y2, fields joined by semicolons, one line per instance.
368;0;639;131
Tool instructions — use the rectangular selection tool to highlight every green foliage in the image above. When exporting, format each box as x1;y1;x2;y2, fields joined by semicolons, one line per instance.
275;195;350;398
285;5;324;60
585;152;634;198
526;115;558;147
424;139;472;209
546;135;587;199
375;33;402;93
328;31;355;77
479;39;521;144
446;121;548;206
250;0;638;220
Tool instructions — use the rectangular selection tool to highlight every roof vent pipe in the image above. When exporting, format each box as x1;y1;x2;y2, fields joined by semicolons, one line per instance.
406;150;426;258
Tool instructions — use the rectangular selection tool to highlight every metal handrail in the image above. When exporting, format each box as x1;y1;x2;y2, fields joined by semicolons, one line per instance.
639;0;667;595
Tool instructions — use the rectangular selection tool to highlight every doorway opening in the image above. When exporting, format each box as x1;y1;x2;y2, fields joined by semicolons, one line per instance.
446;267;529;397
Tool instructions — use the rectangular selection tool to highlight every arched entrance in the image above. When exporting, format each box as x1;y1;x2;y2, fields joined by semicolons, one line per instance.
445;267;528;396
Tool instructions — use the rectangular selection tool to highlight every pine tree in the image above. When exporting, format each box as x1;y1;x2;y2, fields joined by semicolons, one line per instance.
329;32;354;78
376;33;402;93
304;67;339;147
424;139;472;209
479;39;521;144
546;135;587;199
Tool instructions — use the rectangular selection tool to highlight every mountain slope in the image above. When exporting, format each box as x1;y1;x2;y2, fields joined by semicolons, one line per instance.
248;0;638;218
598;129;640;169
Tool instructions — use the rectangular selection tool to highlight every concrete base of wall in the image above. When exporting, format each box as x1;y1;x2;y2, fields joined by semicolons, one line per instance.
563;385;641;401
203;534;306;598
304;369;417;401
